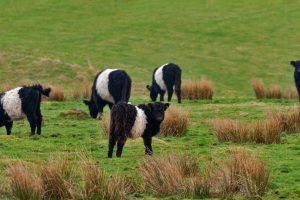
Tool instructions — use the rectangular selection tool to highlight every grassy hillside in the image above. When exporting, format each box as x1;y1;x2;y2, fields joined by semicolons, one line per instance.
1;0;300;96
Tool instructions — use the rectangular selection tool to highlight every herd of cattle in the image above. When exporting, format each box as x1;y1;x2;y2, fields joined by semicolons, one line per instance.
1;60;300;157
0;63;182;158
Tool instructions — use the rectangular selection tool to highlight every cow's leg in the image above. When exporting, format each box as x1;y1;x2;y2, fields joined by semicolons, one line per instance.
167;87;174;102
108;103;114;110
143;136;153;155
160;91;165;102
36;107;42;135
27;114;37;135
5;121;13;135
116;136;127;158
108;134;117;158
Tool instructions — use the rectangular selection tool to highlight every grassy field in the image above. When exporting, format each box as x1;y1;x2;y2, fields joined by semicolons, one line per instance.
1;0;300;199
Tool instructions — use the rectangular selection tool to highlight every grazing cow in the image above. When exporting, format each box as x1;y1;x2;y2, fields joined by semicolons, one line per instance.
0;84;51;135
147;63;182;103
108;102;169;158
291;60;300;101
83;69;132;118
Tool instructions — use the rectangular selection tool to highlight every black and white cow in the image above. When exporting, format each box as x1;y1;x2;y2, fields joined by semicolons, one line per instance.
291;60;300;101
83;69;132;118
108;102;169;158
147;63;182;103
0;84;51;135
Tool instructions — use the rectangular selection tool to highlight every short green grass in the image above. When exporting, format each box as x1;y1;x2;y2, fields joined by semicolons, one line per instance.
1;0;300;199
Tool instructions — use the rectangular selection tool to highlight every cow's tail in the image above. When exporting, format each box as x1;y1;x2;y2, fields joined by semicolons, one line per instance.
31;84;52;97
120;73;132;103
174;68;182;103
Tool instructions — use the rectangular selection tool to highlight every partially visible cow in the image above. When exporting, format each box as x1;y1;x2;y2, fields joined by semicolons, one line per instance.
147;63;182;103
0;84;51;135
83;69;132;118
108;102;169;158
291;60;300;101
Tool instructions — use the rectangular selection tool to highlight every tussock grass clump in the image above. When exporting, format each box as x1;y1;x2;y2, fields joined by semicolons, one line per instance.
100;115;110;136
40;157;78;200
1;83;12;92
252;79;298;99
182;79;213;100
268;107;300;133
266;85;282;99
209;148;270;198
139;154;209;198
252;79;266;99
160;106;189;136
49;86;66;101
7;162;42;200
211;118;282;144
71;84;91;99
82;160;131;200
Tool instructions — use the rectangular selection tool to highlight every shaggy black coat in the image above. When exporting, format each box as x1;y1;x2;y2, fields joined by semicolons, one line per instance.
291;60;300;101
84;69;132;118
147;63;182;103
0;84;51;135
108;102;169;158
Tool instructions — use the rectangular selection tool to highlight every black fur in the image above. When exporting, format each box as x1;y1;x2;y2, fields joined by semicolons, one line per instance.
84;69;132;118
108;102;169;158
291;60;300;101
147;63;182;103
0;84;51;135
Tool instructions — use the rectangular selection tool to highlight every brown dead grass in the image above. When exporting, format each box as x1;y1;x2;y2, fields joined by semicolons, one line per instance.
1;83;12;92
268;106;300;133
160;106;189;136
252;79;298;99
49;86;66;101
182;79;214;100
211;118;282;144
139;154;209;198
7;162;42;200
71;83;91;100
100;115;110;137
209;148;270;198
82;160;131;200
251;79;266;99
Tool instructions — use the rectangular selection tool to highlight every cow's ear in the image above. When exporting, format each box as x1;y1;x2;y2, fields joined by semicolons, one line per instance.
146;85;151;91
291;61;296;67
164;103;170;111
83;99;90;106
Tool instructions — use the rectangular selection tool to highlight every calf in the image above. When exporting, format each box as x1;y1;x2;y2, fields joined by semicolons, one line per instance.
83;69;132;118
147;63;182;103
0;84;51;135
291;60;300;101
108;102;169;158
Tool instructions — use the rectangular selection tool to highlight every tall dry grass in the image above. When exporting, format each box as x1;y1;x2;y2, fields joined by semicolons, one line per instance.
160;106;189;136
71;83;91;100
211;118;282;144
209;148;270;198
139;154;209;198
1;83;12;92
100;115;110;136
49;86;66;101
7;162;42;200
82;160;131;200
251;79;266;99
252;79;298;99
6;156;134;200
268;106;300;133
181;79;214;100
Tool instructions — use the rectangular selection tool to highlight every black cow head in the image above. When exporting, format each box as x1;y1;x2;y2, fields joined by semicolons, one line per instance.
83;100;98;118
291;60;300;73
146;85;158;102
148;102;170;122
